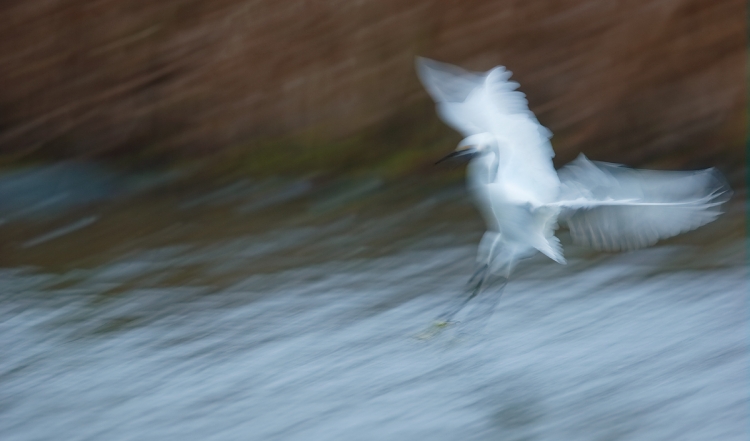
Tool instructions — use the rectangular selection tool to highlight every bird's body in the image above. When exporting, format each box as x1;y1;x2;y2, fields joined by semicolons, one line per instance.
416;57;731;324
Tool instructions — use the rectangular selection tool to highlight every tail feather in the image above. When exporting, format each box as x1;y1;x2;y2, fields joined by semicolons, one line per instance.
535;235;566;264
532;205;565;264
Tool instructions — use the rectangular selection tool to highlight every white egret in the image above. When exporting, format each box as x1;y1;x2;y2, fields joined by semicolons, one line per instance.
416;57;731;323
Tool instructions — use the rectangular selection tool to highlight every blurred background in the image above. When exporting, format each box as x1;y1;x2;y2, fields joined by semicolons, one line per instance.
0;1;746;440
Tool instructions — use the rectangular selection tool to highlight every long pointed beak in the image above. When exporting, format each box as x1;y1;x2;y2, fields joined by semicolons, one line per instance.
435;148;476;165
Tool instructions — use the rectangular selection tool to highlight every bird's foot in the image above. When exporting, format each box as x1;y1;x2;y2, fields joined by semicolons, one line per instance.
414;319;458;340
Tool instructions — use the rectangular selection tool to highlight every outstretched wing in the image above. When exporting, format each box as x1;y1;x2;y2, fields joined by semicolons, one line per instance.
556;155;732;251
415;57;559;202
415;57;541;137
415;57;487;137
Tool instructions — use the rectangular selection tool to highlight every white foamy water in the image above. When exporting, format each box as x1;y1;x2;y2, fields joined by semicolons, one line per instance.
0;229;745;440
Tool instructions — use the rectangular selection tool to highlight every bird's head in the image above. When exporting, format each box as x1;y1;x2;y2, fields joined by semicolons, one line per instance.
435;133;494;165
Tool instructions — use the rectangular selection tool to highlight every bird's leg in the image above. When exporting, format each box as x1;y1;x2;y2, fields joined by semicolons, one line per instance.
415;265;489;340
466;264;489;287
462;275;510;335
416;264;494;340
435;264;488;324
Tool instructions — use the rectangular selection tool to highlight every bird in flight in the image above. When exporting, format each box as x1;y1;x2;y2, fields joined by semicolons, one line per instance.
416;57;731;326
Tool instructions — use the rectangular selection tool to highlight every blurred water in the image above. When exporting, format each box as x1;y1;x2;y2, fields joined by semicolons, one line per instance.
0;170;746;440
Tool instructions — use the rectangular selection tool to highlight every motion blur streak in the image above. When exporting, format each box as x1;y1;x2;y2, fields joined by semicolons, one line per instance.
416;58;732;325
0;0;745;440
0;171;745;440
0;1;744;169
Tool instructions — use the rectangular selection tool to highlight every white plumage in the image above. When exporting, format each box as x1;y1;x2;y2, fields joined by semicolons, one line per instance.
416;57;731;297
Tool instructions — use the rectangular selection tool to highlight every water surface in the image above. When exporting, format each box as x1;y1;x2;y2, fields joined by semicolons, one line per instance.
0;168;745;440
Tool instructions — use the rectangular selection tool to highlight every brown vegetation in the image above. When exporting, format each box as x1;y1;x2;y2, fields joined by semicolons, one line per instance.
0;0;744;173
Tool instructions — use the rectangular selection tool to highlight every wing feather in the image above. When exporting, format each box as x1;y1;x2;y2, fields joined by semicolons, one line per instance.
415;57;547;142
557;155;732;251
415;57;485;136
416;57;559;202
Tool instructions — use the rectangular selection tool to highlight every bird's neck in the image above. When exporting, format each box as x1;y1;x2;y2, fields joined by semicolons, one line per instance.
467;149;500;187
